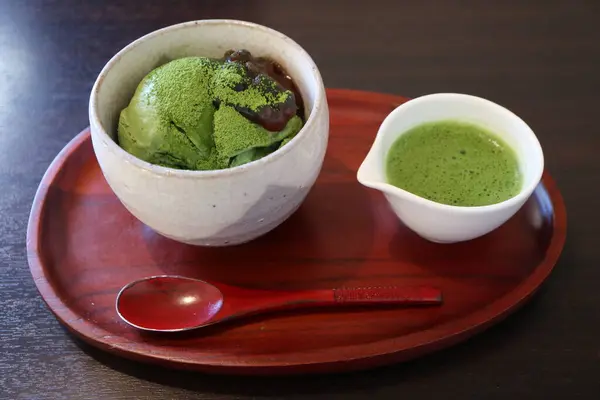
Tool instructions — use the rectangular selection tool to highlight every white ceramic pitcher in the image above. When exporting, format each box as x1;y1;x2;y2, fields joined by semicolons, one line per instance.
357;93;544;243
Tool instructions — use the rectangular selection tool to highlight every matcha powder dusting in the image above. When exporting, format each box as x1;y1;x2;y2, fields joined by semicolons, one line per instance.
116;51;304;171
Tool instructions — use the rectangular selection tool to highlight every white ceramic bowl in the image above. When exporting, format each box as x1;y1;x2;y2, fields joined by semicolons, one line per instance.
357;93;544;243
89;20;329;246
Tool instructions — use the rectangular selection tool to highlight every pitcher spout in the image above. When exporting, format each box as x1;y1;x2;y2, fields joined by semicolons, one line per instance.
356;143;385;188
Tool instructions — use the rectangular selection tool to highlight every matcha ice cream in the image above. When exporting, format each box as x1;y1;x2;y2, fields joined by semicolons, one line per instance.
116;50;304;170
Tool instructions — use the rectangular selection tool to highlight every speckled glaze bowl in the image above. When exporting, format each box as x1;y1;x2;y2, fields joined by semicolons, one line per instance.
89;20;329;246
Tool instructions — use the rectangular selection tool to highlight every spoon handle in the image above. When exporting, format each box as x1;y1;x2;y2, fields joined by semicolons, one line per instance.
221;285;443;317
214;285;443;325
332;285;442;305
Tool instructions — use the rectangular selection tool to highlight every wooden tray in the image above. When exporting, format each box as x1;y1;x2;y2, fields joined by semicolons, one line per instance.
27;88;566;375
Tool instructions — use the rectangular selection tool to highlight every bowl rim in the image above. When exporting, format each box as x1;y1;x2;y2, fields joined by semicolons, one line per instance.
357;92;545;213
88;19;325;179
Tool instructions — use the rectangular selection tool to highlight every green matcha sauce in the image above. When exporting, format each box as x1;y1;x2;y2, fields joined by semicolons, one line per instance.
117;52;303;171
385;120;522;207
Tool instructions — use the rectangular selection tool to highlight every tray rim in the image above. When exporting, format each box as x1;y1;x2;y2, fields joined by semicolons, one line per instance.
26;88;567;375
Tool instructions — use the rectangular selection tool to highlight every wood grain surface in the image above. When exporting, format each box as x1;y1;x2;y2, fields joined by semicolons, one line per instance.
2;0;599;399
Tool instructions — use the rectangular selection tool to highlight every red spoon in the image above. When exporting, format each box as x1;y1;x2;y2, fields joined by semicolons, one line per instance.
115;275;443;332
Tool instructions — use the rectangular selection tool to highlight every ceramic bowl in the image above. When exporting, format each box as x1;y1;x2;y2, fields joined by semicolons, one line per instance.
357;93;544;243
89;20;329;246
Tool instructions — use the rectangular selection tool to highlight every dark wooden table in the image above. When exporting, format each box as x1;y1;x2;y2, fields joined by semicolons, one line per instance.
1;0;599;398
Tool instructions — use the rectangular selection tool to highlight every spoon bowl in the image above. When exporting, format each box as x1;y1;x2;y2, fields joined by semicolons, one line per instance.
116;275;443;333
116;275;224;332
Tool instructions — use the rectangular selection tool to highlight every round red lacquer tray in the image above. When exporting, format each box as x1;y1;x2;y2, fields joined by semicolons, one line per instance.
27;88;567;375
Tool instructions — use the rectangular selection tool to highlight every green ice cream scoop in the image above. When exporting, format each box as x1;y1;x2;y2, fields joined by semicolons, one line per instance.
215;105;303;167
117;57;221;170
116;53;303;171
